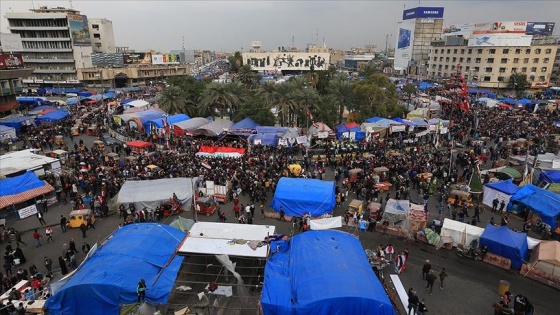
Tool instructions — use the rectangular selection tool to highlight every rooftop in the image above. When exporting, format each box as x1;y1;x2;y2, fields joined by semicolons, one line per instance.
0;149;59;177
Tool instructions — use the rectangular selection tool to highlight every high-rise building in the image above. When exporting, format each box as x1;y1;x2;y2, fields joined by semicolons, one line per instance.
5;6;96;86
88;18;116;53
394;7;445;76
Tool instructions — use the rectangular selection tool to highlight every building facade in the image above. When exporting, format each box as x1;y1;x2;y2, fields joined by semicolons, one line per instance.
88;18;115;53
428;36;558;90
77;64;192;88
0;68;34;114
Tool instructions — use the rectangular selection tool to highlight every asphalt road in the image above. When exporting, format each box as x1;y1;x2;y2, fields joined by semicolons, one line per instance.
6;132;558;315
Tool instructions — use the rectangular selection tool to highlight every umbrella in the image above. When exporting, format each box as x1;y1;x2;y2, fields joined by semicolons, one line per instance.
349;168;363;175
374;166;389;173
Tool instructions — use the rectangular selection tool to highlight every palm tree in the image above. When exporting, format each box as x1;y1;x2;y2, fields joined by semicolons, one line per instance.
159;85;187;114
199;82;247;119
292;86;319;127
275;83;298;126
328;77;355;124
236;64;260;89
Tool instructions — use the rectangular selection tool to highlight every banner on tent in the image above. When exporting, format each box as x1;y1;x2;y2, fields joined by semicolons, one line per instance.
18;204;38;219
390;125;406;133
296;136;308;144
317;131;329;139
310;217;342;230
278;138;288;146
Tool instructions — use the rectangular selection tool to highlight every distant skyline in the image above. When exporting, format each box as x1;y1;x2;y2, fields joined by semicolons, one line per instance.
1;0;559;52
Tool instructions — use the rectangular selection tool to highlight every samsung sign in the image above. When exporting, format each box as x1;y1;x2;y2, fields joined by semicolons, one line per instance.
403;7;444;20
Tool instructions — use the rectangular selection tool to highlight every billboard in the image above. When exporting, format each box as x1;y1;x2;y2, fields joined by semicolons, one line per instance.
151;54;181;65
394;19;415;70
526;22;555;36
0;54;24;69
123;53;152;65
68;14;92;46
468;34;533;47
0;33;23;51
403;7;444;20
472;21;527;34
443;23;475;37
91;53;124;67
243;52;330;71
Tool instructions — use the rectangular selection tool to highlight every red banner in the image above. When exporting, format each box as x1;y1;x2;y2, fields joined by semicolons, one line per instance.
198;146;245;155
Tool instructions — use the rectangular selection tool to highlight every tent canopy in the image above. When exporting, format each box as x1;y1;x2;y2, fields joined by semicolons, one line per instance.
169;217;195;233
125;140;152;149
261;230;396;315
486;179;521;195
116;178;194;211
230;117;259;130
271;178;335;217
307;122;333;136
483;179;521;208
539;170;560;184
0;125;16;140
0;116;35;132
45;224;185;315
173;117;212;132
479;224;528;269
440;218;485;247
0;171;46;197
191;118;233;137
126;99;149;108
248;134;279;146
509;184;560;229
498;167;522;179
36;110;70;123
256;126;289;135
144;114;190;133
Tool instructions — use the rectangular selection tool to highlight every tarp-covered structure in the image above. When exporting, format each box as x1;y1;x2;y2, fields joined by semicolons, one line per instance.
479;224;528;269
271;178;335;217
116;178;194;210
528;241;560;278
261;230;396;315
508;184;560;229
0;171;55;209
381;199;410;231
191;118;233;137
35;110;70;123
248;134;279;146
173;117;212;132
538;170;560;185
0;116;35;132
482;179;521;208
335;122;365;141
440;218;485;247
169;217;195;233
45;223;185;315
144;114;190;134
307;122;334;137
228;117;259;136
0;125;16;141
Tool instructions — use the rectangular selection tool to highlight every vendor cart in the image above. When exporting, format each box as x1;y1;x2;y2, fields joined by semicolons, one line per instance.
368;202;382;220
87;125;98;136
348;199;363;215
93;140;105;152
447;189;473;207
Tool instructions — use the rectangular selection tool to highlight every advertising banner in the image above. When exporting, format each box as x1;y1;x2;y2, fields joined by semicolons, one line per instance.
402;7;444;20
68;14;92;46
0;33;24;51
18;204;38;219
468;34;533;47
243;52;330;71
473;21;527;34
443;23;476;37
526;22;555;36
123;53;152;65
394;19;415;70
151;54;181;65
0;54;24;69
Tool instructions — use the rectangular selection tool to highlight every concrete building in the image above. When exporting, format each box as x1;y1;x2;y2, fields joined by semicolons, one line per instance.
552;42;560;84
88;18;116;53
428;36;559;90
5;6;94;86
77;64;192;89
0;68;34;114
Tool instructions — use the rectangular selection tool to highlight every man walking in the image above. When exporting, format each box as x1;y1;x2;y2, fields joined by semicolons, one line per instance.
426;270;437;295
44;256;53;274
408;289;419;315
32;230;43;248
492;197;499;213
473;204;481;223
439;267;448;290
421;260;431;280
37;212;46;226
79;223;87;238
60;215;68;233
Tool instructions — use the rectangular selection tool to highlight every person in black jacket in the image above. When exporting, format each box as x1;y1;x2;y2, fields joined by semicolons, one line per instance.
408;290;419;315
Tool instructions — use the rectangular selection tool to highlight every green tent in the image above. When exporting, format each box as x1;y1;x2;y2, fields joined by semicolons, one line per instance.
423;228;441;246
498;167;522;179
169;217;195;232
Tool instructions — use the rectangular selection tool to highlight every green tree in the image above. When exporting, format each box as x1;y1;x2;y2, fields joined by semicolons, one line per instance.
509;73;528;91
358;64;379;78
314;95;339;128
353;73;402;121
159;76;206;116
159;85;188;114
274;82;299;126
236;64;261;89
233;94;276;126
315;65;339;95
199;82;246;118
228;51;243;73
327;77;355;124
292;86;320;127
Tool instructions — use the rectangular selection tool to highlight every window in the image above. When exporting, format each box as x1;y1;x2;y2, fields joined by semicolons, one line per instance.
521;67;527;72
500;58;508;63
544;58;550;63
452;57;457;62
531;67;537;72
474;67;480;72
533;58;540;63
447;49;451;54
525;49;531;54
535;48;542;54
459;57;464;62
435;49;438;54
460;49;465;54
487;58;494;63
513;58;519;63
523;58;529;64
477;49;483;54
466;58;471;63
502;49;509;54
444;65;449;69
92;24;99;29
439;57;443;61
499;67;506;73
453;49;458;54
541;67;547;72
475;58;481;63
539;76;546;82
468;49;473;54
515;49;521;54
511;67;518;73
498;76;504;82
445;57;450;62
93;34;101;39
545;48;552;54
465;66;470;71
485;67;493;72
483;76;491;82
489;49;496;54
433;57;437;61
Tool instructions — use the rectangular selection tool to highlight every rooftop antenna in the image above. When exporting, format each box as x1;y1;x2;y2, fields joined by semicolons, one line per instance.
291;35;295;49
315;28;319;46
182;36;186;51
322;36;325;47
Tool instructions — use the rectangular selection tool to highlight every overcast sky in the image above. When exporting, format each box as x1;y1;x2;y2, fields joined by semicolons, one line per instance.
1;0;559;52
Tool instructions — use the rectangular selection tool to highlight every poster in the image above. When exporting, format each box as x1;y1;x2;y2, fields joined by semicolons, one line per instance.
151;54;181;65
526;22;555;36
123;53;152;65
0;54;24;69
68;14;92;46
394;19;415;70
18;204;38;219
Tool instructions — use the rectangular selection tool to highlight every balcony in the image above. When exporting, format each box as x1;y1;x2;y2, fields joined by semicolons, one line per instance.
21;37;71;42
24;59;75;63
8;26;68;31
33;69;76;74
22;48;73;53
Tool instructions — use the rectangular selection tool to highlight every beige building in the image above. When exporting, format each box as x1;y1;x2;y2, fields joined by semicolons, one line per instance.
88;18;116;53
428;37;559;89
78;64;192;89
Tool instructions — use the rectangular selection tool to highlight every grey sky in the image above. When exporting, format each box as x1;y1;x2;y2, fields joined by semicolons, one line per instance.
1;0;559;52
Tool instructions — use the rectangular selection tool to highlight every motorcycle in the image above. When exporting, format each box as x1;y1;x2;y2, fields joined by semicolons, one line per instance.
457;239;479;260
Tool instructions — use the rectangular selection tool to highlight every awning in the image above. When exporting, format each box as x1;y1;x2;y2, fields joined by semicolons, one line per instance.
0;181;55;209
498;167;522;179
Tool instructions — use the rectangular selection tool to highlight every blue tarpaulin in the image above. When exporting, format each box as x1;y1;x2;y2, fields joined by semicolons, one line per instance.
45;223;185;315
144;114;190;133
103;92;117;99
479;224;528;269
230;117;259;130
120;98;136;105
67;98;79;106
84;94;103;102
271;178;335;217
508;184;560;229
36;110;70;123
261;230;396;315
539;170;560;184
364;117;385;123
256;126;289;134
518;98;532;105
248;134;278;146
501;98;518;105
0;116;35;132
485;179;521;195
77;92;92;97
0;171;45;197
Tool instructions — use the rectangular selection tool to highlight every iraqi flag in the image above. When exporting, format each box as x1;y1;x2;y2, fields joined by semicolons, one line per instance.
201;161;212;170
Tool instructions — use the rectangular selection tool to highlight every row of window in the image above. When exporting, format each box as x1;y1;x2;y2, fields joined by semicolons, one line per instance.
22;41;72;49
22;52;74;60
9;18;68;28
430;72;547;83
14;30;70;38
432;56;550;63
433;64;548;74
432;47;553;55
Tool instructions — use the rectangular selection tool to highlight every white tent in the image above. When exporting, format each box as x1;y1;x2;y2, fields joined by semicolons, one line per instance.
116;177;194;210
381;199;410;232
440;218;485;247
126;100;149;108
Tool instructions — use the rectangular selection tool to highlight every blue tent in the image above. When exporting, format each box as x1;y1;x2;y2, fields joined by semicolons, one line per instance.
67;98;79;106
28;105;57;115
45;223;185;315
392;117;415;127
271;178;335;217
77;92;92;97
102;92;117;99
36;110;70;123
0;116;35;132
364;117;384;123
230;117;259;130
501;98;518;105
538;170;560;184
518;98;532;105
144;114;190;133
0;171;45;197
479;224;528;269
256;126;289;134
84;94;103;102
120;98;136;105
248;134;278;146
261;230;396;315
485;179;521;195
508;184;560;229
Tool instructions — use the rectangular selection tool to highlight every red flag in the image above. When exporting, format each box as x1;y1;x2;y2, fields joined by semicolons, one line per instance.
462;100;470;112
306;109;313;120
